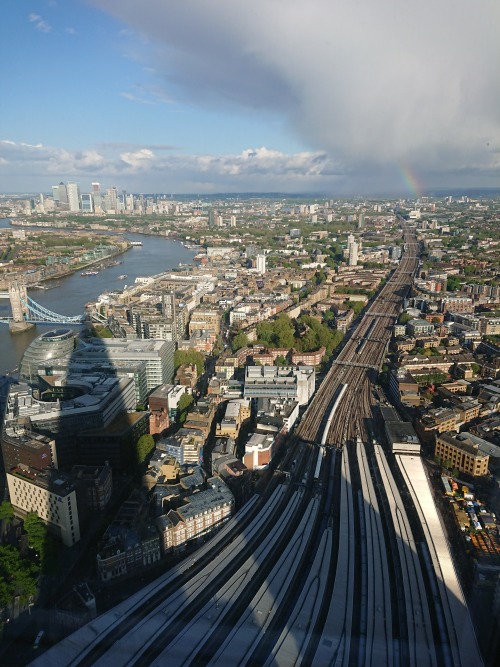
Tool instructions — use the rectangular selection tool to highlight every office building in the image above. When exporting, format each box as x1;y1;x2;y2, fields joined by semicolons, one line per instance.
2;375;137;469
66;182;81;212
58;182;68;204
7;465;80;546
244;365;315;406
81;193;93;213
76;337;175;391
435;432;489;477
19;328;77;384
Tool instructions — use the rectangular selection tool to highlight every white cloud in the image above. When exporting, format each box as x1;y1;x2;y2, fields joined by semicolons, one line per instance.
28;13;52;33
0;139;342;192
119;148;155;169
89;0;500;188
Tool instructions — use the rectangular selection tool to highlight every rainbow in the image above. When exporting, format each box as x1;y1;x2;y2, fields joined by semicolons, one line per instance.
397;164;423;199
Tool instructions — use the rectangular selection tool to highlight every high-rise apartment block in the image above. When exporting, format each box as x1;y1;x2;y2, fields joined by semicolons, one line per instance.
348;241;358;266
256;254;266;274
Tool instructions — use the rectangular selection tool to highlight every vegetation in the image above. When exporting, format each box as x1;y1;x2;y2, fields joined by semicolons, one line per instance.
256;314;296;349
446;275;462;292
414;372;448;386
0;545;39;607
254;313;343;364
174;349;205;375
135;434;155;464
298;315;343;356
95;326;114;338
346;300;364;317
23;512;58;575
231;331;249;352
0;502;14;524
177;392;195;423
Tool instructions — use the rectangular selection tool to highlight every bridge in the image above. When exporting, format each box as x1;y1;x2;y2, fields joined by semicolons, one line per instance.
0;283;85;325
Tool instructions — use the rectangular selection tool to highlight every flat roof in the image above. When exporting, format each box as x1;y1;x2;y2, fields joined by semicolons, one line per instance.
396;455;483;666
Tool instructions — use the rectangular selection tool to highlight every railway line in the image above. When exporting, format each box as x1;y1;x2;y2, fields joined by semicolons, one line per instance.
33;222;483;667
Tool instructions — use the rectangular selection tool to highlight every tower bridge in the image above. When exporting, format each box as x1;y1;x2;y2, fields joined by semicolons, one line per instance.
0;281;85;327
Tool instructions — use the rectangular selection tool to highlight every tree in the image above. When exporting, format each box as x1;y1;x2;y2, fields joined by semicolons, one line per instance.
347;301;364;317
0;545;39;606
23;513;47;557
272;314;296;348
398;312;412;325
314;270;327;285
178;392;194;423
446;275;461;291
0;501;14;523
231;331;249;352
136;434;155;464
174;349;205;375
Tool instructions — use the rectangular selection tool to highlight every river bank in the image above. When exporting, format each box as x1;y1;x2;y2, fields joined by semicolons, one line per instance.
0;221;196;374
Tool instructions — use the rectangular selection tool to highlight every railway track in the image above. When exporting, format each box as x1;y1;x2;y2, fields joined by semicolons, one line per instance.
34;223;482;667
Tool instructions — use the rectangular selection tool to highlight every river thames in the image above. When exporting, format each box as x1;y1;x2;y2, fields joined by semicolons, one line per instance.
0;219;196;374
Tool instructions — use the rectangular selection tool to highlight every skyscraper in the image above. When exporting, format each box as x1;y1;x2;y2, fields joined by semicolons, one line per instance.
256;254;266;274
91;184;102;211
81;193;94;213
348;241;358;266
66;182;81;212
58;182;68;204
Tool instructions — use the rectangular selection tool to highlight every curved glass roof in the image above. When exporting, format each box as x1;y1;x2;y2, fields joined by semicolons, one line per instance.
19;328;76;383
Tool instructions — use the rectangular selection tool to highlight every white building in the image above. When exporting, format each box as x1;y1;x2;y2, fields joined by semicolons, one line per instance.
244;365;315;406
7;467;80;546
76;338;174;391
348;241;358;266
256;254;266;274
66;182;81;212
244;432;276;470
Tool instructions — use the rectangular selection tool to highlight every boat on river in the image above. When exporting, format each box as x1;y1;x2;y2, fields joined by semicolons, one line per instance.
81;270;99;276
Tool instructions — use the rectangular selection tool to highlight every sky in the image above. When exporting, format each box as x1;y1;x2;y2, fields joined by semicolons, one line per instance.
1;0;499;196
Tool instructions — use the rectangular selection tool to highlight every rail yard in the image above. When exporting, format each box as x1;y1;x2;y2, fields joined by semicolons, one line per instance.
33;223;483;667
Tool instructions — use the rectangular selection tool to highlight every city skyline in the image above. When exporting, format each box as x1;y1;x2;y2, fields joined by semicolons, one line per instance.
1;1;499;195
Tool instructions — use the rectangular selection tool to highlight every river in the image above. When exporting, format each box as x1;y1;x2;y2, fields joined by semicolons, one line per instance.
0;219;196;374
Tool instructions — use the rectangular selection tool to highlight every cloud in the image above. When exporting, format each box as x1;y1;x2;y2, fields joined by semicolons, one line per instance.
28;13;52;33
120;83;174;105
89;0;500;186
0;139;342;192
